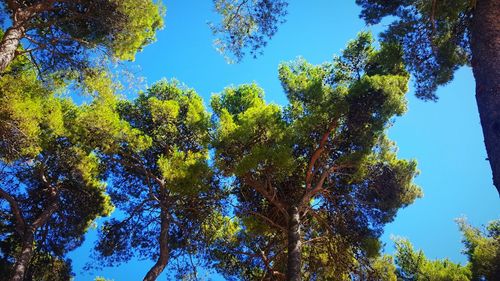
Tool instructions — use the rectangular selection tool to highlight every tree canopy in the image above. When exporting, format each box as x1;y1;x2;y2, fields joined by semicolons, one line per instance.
211;0;500;197
210;32;422;280
211;0;288;62
88;80;223;281
355;0;500;197
0;56;113;281
0;0;164;74
0;3;497;280
391;218;500;281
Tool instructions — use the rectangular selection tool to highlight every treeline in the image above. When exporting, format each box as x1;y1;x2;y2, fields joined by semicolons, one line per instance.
0;1;498;281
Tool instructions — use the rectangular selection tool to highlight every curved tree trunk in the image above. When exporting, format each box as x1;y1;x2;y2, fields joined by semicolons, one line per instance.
9;197;58;281
471;0;500;196
10;231;34;281
286;206;302;281
0;25;25;72
143;211;170;281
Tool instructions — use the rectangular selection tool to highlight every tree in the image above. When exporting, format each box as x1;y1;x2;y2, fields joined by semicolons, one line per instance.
211;0;288;62
0;58;113;281
0;241;73;281
204;213;400;280
0;0;164;74
212;0;500;196
390;218;500;281
355;0;500;196
459;218;500;280
394;238;472;281
211;33;422;280
89;80;222;281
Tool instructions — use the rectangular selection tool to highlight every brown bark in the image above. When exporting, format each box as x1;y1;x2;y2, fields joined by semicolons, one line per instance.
0;0;68;72
143;210;170;281
10;230;35;281
0;187;25;234
305;120;338;190
9;202;58;281
286;206;302;281
0;24;25;72
4;185;59;281
471;0;500;196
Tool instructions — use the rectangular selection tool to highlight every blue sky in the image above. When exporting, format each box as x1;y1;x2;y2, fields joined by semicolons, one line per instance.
69;1;500;280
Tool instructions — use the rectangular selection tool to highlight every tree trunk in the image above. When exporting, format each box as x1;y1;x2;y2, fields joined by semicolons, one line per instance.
471;0;500;196
0;24;25;73
143;211;170;281
10;230;34;281
286;206;302;281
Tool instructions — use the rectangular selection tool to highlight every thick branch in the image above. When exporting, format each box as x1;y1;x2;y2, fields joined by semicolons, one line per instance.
305;120;338;190
31;200;58;229
143;209;170;281
0;187;25;234
301;164;352;208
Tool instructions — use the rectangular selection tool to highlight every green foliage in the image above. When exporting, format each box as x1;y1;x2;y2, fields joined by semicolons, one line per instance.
0;0;164;73
355;0;473;99
73;71;151;154
394;238;472;281
211;0;472;98
210;0;288;62
92;79;221;279
459;218;500;281
0;57;113;280
390;218;500;281
0;55;61;160
210;32;421;280
371;255;398;281
109;0;165;61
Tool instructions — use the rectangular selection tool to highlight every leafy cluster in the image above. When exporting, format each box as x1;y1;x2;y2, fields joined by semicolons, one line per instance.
356;0;473;100
0;0;164;74
211;0;288;62
392;218;500;281
459;218;500;280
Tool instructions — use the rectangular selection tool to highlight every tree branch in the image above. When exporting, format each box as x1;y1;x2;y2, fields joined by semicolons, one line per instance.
244;174;289;219
246;210;286;233
305;120;338;190
31;198;58;229
0;187;25;234
259;249;285;280
301;164;352;208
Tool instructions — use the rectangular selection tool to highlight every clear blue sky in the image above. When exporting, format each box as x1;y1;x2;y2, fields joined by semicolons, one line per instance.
69;1;500;280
